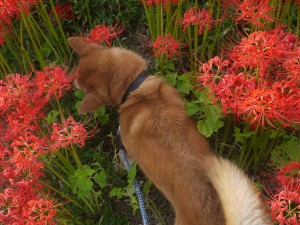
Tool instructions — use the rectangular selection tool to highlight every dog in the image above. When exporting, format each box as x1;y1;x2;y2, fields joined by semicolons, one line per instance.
68;37;268;225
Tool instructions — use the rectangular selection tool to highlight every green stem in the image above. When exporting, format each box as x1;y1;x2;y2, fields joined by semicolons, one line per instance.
276;0;282;23
48;0;71;55
141;0;155;40
297;6;300;40
30;14;61;61
187;25;194;70
51;157;72;175
70;143;83;170
45;163;73;189
0;53;12;76
55;96;65;122
45;162;95;214
166;4;172;34
218;115;233;155
55;151;75;173
85;0;92;28
39;181;84;209
193;25;199;71
199;25;210;62
21;13;46;68
210;0;222;57
156;3;164;36
70;143;101;213
36;3;68;58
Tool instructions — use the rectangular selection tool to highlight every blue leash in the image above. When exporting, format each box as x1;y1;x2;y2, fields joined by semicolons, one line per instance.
118;128;149;225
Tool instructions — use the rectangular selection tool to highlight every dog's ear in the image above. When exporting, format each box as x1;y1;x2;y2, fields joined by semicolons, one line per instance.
68;37;101;57
78;92;103;114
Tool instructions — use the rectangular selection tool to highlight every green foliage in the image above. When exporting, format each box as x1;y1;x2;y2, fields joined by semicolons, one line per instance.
186;89;224;137
69;165;95;199
45;110;60;123
271;136;300;168
70;0;145;31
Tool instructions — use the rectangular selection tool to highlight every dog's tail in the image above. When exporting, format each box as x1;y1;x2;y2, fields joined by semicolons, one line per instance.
205;156;269;225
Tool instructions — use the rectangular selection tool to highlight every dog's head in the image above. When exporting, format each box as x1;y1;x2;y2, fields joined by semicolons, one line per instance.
68;37;147;114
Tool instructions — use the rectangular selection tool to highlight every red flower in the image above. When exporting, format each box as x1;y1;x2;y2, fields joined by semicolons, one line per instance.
198;30;300;129
36;66;74;102
182;8;212;35
22;198;57;225
277;162;300;191
0;67;77;224
89;23;123;46
50;116;92;151
0;0;39;24
10;132;45;179
227;0;273;28
153;34;181;58
229;30;297;76
267;162;300;224
54;4;74;19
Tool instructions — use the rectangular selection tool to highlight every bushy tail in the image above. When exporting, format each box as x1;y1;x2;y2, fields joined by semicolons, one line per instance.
205;157;269;225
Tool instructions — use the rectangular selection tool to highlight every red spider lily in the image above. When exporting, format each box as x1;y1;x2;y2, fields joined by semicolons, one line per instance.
182;8;212;35
277;162;300;191
198;30;300;129
54;4;74;19
89;23;123;47
50;116;93;151
153;34;181;58
36;66;74;102
229;29;299;77
146;0;179;8
226;0;273;28
22;198;57;225
238;86;286;128
266;162;300;224
9;132;46;179
0;180;47;224
0;0;39;24
0;67;77;223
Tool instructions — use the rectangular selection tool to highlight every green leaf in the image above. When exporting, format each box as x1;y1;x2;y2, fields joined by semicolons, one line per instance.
128;164;136;184
194;88;211;104
272;137;300;167
196;104;224;137
185;102;200;116
110;187;123;199
197;119;223;137
41;44;52;57
143;180;152;195
68;165;95;199
165;61;175;71
45;110;59;123
94;171;107;188
234;127;255;144
176;74;192;95
75;101;81;110
165;72;177;86
74;89;85;99
94;106;106;117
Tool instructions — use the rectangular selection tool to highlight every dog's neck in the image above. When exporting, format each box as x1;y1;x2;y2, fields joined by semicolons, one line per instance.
120;70;149;104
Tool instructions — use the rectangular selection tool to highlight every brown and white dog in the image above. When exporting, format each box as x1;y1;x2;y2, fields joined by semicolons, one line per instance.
68;37;268;225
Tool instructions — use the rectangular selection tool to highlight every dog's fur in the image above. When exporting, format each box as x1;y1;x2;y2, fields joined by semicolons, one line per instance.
68;37;268;225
